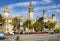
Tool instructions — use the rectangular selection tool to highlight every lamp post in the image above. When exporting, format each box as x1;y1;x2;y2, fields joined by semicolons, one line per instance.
16;18;20;41
28;19;30;34
28;21;29;34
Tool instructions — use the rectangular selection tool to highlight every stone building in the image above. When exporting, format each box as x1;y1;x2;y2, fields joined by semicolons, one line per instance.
29;2;34;21
1;2;59;33
3;7;13;33
37;8;56;23
2;2;34;33
36;8;56;31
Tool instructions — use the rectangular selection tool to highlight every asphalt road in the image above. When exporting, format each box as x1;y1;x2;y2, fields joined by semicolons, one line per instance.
0;33;60;41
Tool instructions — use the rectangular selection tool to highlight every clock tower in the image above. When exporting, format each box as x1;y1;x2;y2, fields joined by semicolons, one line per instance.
29;2;34;20
4;6;9;18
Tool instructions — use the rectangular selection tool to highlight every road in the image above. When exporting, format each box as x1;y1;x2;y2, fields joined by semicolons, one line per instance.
0;33;60;41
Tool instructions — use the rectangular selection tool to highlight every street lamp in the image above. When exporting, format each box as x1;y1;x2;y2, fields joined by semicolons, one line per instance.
28;19;30;34
16;18;20;41
28;22;29;34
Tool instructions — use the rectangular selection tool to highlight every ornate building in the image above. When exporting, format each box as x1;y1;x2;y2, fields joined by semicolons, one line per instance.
28;2;35;25
37;8;56;23
4;6;9;18
3;7;13;33
36;8;56;31
1;2;58;33
43;9;56;23
2;2;34;33
29;2;34;21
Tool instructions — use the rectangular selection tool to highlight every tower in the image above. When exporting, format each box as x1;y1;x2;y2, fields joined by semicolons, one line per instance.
4;6;9;18
4;6;9;33
29;2;34;20
28;2;34;32
52;14;56;22
43;8;46;18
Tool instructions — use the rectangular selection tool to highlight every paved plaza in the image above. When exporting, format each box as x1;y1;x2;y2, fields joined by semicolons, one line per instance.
0;34;60;41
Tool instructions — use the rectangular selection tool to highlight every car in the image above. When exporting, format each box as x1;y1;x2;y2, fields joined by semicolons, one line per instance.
8;32;14;35
47;30;54;34
24;32;46;34
33;32;46;34
0;33;5;39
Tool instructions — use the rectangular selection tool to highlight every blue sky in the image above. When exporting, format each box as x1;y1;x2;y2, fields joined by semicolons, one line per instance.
0;0;60;22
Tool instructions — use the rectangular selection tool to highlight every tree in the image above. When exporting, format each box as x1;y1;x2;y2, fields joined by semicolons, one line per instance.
45;21;50;29
33;21;41;32
54;28;60;33
45;21;55;30
23;19;33;30
12;17;20;32
37;17;44;31
50;22;55;30
0;14;5;25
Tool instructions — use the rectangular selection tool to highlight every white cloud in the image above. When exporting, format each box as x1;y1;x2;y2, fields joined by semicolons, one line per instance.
47;4;60;9
48;5;57;8
0;0;60;17
12;11;28;18
55;9;60;13
7;0;55;10
34;7;42;11
34;4;60;11
40;4;60;9
48;9;60;13
8;2;29;9
42;0;53;3
8;1;38;10
0;0;56;13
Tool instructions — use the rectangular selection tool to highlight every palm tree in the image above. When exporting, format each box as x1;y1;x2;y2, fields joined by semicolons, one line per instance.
12;17;20;32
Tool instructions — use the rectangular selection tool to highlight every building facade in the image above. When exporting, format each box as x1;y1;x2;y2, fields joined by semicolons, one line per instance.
42;9;56;23
2;2;34;33
3;7;13;33
1;2;60;33
29;2;34;21
36;8;56;31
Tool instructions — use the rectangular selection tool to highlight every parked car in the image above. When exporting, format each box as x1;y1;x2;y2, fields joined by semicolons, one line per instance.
24;32;46;34
47;30;54;34
0;33;5;39
8;32;14;35
33;32;46;34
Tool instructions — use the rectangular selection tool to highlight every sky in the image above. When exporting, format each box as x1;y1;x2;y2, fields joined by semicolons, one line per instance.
0;0;60;22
